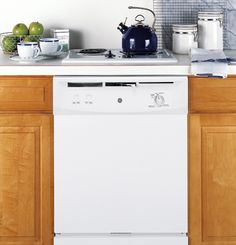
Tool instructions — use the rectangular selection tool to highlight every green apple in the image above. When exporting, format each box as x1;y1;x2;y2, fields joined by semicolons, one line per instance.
23;36;34;42
2;35;18;52
23;35;40;42
13;23;29;36
29;22;44;36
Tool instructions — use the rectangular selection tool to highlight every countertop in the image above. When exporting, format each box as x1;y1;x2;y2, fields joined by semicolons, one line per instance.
0;50;236;76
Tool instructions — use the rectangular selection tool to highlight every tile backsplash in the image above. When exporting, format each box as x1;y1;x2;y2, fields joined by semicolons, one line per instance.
227;0;236;48
153;0;236;49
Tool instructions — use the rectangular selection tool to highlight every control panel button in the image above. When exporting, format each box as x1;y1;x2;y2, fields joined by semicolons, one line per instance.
117;98;123;103
151;93;165;106
85;95;93;104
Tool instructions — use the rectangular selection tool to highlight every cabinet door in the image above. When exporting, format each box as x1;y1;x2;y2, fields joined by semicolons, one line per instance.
189;114;236;245
0;115;53;245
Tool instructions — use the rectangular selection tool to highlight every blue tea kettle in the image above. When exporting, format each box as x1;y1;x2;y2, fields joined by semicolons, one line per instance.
117;6;157;54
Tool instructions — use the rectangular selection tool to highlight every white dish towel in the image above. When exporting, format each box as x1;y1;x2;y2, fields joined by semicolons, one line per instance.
190;48;228;78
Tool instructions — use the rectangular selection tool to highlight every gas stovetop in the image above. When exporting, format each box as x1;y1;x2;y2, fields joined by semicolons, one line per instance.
62;49;177;64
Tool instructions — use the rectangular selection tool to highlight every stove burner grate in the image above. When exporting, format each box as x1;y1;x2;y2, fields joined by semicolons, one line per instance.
79;49;107;54
121;50;162;58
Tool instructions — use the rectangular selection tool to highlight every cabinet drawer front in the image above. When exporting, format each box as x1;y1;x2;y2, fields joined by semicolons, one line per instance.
0;76;52;112
189;76;236;113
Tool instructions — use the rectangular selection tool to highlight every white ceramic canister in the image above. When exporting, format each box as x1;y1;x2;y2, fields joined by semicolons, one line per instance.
172;24;198;54
50;29;70;52
198;12;223;50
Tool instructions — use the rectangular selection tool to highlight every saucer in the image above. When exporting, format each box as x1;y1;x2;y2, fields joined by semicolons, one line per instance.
10;55;47;63
40;51;67;58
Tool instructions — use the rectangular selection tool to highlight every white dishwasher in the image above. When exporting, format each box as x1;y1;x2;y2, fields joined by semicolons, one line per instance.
54;76;188;245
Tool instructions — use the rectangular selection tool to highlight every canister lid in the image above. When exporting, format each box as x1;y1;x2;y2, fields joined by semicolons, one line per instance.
198;11;223;20
172;24;197;33
51;29;70;33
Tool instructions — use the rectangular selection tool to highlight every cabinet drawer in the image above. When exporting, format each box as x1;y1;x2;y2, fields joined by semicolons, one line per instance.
189;76;236;113
0;76;52;112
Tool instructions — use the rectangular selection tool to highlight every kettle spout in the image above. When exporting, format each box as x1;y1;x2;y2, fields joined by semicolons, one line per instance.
117;22;128;34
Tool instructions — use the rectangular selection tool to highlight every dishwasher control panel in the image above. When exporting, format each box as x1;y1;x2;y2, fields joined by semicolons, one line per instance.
70;90;169;107
53;76;188;114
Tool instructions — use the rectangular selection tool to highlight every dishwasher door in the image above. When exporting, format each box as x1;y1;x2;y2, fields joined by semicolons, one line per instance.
54;114;187;234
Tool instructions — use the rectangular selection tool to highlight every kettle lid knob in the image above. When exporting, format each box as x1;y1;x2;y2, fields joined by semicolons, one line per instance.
135;14;145;25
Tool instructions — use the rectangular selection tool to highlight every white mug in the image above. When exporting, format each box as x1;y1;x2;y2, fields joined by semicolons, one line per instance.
17;42;40;59
39;38;63;55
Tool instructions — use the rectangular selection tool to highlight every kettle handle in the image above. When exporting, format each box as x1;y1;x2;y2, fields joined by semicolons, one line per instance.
128;6;156;31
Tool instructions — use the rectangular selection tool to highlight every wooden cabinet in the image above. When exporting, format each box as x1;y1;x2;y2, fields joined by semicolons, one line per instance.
0;76;52;112
189;76;236;113
189;77;236;245
0;77;53;245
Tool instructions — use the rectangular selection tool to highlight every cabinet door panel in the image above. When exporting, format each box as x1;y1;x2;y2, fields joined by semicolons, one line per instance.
202;126;236;240
189;115;236;245
189;76;236;113
0;76;52;112
0;127;39;238
0;115;52;245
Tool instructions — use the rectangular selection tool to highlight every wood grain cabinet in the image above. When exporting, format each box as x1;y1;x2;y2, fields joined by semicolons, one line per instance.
0;76;53;245
189;77;236;245
0;76;52;112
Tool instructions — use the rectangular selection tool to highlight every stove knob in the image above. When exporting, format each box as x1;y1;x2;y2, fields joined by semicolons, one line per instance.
152;93;165;106
105;50;115;59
